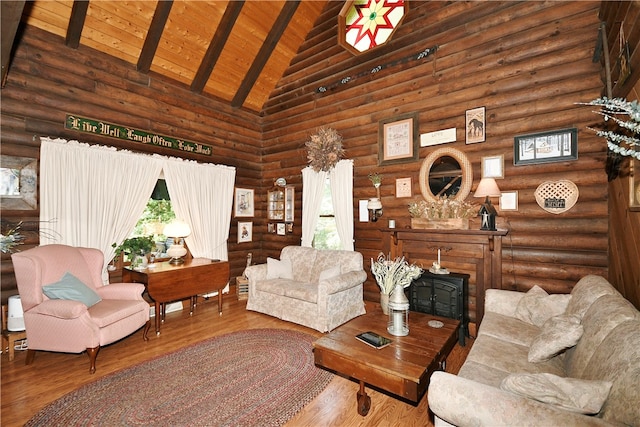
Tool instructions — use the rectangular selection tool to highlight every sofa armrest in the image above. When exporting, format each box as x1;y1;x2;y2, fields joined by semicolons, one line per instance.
96;282;146;300
429;372;612;427
485;289;526;318
28;299;88;319
245;264;268;285
322;270;367;295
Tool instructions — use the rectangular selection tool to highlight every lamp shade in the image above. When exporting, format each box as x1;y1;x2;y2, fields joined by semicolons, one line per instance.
474;178;501;198
163;220;191;238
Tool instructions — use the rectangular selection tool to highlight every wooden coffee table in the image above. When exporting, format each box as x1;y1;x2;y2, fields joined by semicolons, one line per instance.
313;308;459;416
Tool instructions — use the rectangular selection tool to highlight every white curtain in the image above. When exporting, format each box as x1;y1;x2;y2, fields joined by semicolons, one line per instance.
162;157;235;261
39;138;163;273
329;159;354;251
301;166;328;247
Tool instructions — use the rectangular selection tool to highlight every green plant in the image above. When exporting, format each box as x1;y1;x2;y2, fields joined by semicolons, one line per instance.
368;172;382;186
112;236;156;260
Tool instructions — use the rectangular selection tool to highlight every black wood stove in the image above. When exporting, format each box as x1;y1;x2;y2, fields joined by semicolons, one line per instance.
408;271;469;346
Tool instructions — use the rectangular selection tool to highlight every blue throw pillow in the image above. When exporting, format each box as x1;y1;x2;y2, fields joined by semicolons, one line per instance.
42;272;102;307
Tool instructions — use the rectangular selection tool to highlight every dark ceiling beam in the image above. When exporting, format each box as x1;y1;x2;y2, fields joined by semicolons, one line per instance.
137;0;173;73
1;0;25;87
66;1;89;48
191;1;245;93
231;1;300;109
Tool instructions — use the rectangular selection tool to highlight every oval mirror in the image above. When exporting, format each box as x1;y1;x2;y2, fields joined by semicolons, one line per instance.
419;147;473;203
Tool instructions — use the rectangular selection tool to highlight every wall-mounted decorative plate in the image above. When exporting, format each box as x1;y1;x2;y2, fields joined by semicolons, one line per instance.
534;180;579;214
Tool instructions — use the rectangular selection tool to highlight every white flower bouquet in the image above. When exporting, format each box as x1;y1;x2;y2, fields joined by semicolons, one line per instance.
371;253;423;295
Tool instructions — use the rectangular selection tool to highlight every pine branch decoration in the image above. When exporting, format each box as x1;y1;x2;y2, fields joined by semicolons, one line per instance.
305;127;345;172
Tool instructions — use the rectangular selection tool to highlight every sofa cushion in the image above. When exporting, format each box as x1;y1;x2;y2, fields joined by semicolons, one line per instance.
283;282;318;303
580;320;640;426
266;257;293;280
478;312;541;347
319;266;341;281
465;334;565;378
280;246;317;282
515;285;571;327
255;279;290;296
42;272;102;307
458;359;515;388
528;314;583;363
565;294;640;379
565;275;619;319
500;373;612;415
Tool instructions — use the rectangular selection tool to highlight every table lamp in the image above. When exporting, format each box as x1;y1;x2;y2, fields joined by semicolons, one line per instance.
474;177;501;231
163;220;191;264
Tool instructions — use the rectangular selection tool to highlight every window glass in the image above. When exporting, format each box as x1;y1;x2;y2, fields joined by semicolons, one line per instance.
313;178;340;250
128;180;176;257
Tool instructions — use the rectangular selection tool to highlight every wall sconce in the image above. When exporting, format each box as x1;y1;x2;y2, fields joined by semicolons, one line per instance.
474;178;501;231
368;173;383;222
163;220;191;264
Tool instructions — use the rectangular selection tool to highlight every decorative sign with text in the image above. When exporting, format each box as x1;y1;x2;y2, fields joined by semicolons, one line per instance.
65;115;213;156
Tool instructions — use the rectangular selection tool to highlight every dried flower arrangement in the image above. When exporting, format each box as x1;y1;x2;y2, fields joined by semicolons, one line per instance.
408;195;477;220
371;253;423;295
305;127;345;172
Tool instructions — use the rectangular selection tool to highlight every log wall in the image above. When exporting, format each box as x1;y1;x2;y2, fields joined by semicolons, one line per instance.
0;26;264;304
263;1;612;304
2;1;638;314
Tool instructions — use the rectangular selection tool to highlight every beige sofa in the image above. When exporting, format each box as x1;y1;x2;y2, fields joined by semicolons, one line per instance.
244;246;367;332
429;275;640;427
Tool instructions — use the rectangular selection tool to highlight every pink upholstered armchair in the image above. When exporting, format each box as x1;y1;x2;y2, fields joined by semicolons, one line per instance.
11;244;150;373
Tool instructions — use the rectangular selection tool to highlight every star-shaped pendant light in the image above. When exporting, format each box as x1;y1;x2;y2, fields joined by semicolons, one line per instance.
339;0;407;55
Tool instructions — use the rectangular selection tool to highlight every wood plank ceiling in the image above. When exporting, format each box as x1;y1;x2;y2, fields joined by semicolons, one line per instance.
18;0;327;114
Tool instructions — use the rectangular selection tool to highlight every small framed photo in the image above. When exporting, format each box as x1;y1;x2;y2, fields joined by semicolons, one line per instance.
234;188;254;217
481;155;504;179
237;221;252;243
500;191;518;211
466;107;485;144
514;128;578;165
378;113;419;166
286;223;294;233
395;178;412;198
276;223;286;236
268;223;276;233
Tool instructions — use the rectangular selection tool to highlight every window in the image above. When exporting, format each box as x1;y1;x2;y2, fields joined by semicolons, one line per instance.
127;179;176;258
313;178;341;250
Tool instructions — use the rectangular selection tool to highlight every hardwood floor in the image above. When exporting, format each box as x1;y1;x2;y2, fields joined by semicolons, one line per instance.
1;294;471;426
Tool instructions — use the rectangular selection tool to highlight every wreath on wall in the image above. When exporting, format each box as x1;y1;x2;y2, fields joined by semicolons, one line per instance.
305;127;345;172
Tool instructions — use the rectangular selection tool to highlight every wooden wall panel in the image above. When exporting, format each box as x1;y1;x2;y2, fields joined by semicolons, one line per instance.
0;26;263;304
263;1;611;305
603;2;640;310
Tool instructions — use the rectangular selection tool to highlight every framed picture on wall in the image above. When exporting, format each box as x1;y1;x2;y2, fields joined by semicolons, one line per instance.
466;107;485;144
378;113;419;165
395;178;412;198
234;188;254;217
514;128;577;165
481;155;504;179
237;222;252;243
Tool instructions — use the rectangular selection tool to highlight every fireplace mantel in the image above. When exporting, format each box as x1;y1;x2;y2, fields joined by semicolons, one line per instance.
382;228;508;329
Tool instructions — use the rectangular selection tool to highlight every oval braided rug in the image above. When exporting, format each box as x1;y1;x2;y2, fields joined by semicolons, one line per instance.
26;329;333;426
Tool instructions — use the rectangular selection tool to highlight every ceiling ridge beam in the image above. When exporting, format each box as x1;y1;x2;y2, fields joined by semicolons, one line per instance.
231;1;300;109
137;0;174;73
191;1;245;94
66;0;89;48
